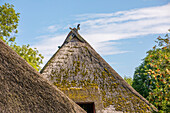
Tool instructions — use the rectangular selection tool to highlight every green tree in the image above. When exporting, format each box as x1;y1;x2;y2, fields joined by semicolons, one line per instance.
132;31;170;112
11;44;44;71
0;3;43;71
124;76;133;86
132;63;153;98
0;3;19;43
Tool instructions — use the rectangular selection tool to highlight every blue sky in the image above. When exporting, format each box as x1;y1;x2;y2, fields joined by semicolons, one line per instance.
1;0;170;77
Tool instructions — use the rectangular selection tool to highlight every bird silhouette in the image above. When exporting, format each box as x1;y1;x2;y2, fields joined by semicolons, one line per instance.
77;24;80;31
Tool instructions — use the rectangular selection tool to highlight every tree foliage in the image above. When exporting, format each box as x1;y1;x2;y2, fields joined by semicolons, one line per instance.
124;76;133;86
132;63;153;98
132;31;170;112
0;3;19;42
11;44;44;71
0;3;43;71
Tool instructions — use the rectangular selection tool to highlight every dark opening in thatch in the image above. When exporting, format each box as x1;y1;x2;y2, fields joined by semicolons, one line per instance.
77;102;95;113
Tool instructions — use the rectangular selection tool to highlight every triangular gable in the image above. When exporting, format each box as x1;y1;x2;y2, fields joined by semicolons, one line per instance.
41;27;157;113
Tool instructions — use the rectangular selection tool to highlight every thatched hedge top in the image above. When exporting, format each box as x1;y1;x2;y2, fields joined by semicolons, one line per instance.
0;39;86;113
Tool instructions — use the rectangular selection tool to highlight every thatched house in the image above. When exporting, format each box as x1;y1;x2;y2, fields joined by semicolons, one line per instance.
40;26;157;113
0;39;86;113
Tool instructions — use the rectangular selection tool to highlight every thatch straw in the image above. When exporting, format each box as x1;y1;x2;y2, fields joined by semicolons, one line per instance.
0;39;86;113
41;29;158;112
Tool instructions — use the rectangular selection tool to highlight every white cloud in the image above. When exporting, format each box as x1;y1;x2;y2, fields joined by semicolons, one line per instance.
47;25;61;33
79;3;170;34
77;3;170;22
90;41;130;55
33;3;170;64
33;34;66;63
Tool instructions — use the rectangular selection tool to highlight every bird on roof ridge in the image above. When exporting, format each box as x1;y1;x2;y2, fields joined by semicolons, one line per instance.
77;24;80;31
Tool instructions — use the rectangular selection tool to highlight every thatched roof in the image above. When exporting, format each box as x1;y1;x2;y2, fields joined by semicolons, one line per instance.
0;39;86;113
41;27;158;112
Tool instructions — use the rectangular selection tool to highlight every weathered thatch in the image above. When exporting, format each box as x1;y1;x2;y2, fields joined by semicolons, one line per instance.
41;27;158;113
0;39;86;113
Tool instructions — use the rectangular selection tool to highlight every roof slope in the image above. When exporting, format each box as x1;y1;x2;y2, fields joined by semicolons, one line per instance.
0;39;86;113
41;28;157;112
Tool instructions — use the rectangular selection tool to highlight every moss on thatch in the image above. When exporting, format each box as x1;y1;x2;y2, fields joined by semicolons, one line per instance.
0;39;86;113
41;28;158;113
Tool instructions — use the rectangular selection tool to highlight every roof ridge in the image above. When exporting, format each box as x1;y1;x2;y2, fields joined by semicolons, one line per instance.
61;26;87;47
40;27;95;73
